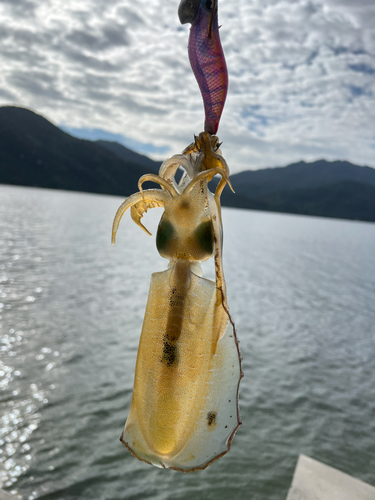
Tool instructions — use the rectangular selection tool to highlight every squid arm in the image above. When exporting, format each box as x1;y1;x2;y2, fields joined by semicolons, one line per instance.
158;154;195;193
112;189;169;241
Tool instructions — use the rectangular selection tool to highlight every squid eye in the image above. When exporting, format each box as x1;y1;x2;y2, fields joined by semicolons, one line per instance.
194;220;214;256
157;220;175;254
205;0;213;11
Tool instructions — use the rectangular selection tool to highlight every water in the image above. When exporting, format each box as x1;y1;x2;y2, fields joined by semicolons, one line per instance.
1;184;375;500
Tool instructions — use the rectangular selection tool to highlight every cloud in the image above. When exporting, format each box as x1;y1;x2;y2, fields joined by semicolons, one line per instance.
9;71;65;101
349;63;375;75
0;0;374;172
0;0;37;15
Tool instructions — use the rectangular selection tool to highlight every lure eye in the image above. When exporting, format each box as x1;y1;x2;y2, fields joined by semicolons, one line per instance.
205;0;213;11
178;0;200;24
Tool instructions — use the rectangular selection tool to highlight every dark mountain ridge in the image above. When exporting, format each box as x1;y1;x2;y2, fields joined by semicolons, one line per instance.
231;159;375;197
1;105;374;223
215;159;375;222
0;106;155;197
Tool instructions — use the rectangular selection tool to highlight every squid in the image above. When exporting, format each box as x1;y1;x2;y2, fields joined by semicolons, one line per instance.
112;132;242;471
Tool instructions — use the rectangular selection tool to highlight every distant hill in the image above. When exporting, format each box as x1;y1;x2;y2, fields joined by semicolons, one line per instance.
1;105;374;223
220;180;375;222
216;160;375;222
231;159;375;196
0;106;157;197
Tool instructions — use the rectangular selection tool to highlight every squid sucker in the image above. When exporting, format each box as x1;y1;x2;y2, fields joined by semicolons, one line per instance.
113;132;242;472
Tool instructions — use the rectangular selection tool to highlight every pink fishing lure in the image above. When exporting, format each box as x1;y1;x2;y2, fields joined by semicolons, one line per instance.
179;0;228;135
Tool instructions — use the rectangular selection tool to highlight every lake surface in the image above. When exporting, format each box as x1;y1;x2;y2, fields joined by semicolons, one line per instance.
1;184;375;500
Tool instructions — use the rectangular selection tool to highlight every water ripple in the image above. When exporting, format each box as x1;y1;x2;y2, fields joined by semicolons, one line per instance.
0;187;374;498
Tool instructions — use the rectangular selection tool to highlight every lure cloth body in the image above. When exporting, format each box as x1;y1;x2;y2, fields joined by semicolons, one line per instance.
113;133;242;471
179;0;228;134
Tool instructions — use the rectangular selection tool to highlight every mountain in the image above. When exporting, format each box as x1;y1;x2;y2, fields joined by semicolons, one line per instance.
216;160;375;222
1;105;374;223
222;180;375;222
230;159;375;196
0;106;157;197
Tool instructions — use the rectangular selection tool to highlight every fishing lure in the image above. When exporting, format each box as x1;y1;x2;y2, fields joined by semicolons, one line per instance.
178;0;228;134
113;132;242;471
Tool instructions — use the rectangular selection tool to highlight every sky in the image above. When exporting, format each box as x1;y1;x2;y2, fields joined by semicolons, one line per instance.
0;0;374;173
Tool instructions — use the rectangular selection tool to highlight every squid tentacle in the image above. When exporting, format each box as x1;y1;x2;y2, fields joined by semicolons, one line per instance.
159;154;195;192
183;166;229;196
138;174;177;198
112;189;168;243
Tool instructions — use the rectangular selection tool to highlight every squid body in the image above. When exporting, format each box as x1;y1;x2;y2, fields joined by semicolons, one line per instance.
113;132;242;472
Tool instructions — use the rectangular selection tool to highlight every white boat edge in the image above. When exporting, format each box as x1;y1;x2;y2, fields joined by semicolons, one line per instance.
286;454;375;500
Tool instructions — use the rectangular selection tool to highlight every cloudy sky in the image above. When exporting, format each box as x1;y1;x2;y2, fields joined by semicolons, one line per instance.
1;0;374;173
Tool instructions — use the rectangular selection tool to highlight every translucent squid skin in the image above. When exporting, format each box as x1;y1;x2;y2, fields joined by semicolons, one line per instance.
112;132;242;472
